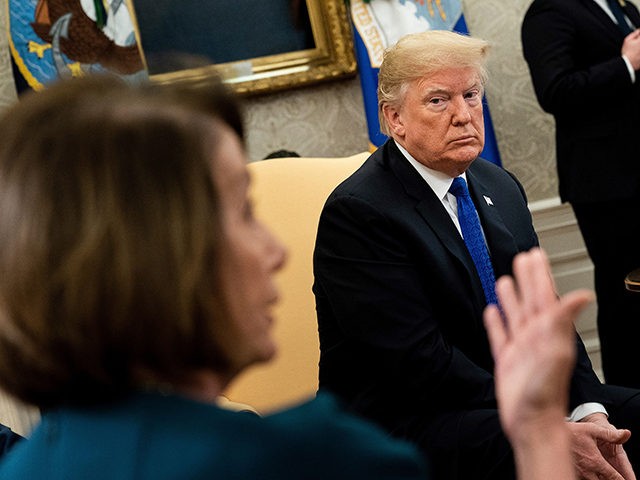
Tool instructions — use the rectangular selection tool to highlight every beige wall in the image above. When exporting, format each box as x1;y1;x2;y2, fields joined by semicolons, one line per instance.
0;0;557;202
242;0;558;202
0;1;17;110
463;0;557;201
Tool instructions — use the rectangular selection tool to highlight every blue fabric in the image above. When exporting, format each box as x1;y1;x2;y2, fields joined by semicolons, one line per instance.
0;424;22;457
0;392;428;479
607;0;633;34
449;177;497;305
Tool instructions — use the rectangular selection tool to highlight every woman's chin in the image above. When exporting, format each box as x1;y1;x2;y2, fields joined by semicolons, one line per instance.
235;341;278;373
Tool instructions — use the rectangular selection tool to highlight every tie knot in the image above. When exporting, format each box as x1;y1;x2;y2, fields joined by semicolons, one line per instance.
449;177;470;199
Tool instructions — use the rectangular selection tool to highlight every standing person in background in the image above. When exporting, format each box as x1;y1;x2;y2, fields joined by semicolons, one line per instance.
522;0;640;388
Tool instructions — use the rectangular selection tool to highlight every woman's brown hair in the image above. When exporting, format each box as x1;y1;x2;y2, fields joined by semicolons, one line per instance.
0;76;243;408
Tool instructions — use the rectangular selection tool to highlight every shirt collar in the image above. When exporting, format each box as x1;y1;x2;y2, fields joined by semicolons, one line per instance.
394;140;467;201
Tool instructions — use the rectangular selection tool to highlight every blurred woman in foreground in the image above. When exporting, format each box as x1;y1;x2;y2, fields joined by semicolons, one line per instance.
0;75;591;480
0;76;426;478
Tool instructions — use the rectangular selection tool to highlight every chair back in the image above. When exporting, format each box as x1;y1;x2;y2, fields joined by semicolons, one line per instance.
222;152;368;413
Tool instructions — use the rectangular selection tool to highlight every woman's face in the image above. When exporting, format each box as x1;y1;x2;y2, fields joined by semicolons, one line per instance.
212;126;287;372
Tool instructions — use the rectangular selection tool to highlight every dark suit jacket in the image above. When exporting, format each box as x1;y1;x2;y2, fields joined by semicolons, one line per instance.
313;140;605;442
0;392;427;479
521;0;640;203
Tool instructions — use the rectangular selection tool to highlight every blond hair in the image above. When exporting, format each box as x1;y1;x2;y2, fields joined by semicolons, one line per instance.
377;30;490;136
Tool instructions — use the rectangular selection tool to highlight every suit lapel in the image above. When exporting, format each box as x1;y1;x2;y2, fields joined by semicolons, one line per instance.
466;166;519;279
581;0;629;42
383;142;487;307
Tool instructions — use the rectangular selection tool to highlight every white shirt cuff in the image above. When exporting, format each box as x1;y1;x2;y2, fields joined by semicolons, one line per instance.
623;54;636;83
566;402;608;422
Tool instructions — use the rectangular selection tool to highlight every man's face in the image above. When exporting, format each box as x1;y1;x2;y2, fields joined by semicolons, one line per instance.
384;66;485;177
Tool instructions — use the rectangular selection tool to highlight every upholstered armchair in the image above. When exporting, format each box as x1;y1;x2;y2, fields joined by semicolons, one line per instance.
222;152;369;413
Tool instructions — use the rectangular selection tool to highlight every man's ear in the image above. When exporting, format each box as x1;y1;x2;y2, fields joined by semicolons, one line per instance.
382;104;404;138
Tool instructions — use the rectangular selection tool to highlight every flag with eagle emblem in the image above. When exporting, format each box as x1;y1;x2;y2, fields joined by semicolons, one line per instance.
350;0;502;166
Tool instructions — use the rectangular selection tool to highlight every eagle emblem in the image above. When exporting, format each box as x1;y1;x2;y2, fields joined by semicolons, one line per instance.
9;0;146;90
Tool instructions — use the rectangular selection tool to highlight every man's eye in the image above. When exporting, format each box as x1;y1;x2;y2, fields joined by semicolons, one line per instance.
430;98;444;105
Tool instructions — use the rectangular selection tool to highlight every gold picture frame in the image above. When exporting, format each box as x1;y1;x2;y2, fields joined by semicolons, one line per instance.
134;0;357;96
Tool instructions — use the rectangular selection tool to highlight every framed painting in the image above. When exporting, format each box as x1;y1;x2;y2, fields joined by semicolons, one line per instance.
132;0;357;96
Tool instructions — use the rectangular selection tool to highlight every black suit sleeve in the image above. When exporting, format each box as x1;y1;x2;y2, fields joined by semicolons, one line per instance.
521;0;633;113
570;333;607;408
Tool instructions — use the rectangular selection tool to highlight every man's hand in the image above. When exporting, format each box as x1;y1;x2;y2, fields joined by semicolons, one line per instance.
569;413;635;480
622;29;640;71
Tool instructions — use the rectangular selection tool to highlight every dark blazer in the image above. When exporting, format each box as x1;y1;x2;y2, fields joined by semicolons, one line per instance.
521;0;640;203
0;392;427;479
313;140;605;441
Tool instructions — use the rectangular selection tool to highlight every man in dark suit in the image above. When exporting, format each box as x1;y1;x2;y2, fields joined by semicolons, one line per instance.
522;0;640;389
313;30;640;479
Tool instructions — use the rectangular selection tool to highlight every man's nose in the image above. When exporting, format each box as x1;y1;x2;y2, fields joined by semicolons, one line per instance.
451;97;472;125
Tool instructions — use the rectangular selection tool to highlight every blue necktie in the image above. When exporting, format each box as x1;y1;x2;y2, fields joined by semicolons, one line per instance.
607;0;633;35
449;177;498;305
